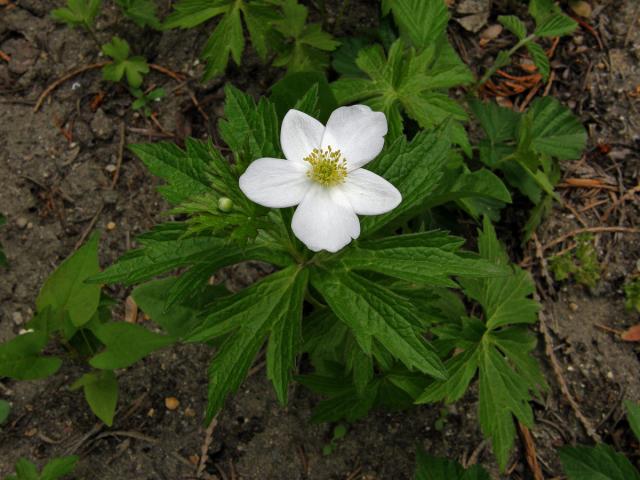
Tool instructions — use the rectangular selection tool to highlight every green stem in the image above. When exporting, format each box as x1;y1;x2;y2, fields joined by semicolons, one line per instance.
476;34;536;88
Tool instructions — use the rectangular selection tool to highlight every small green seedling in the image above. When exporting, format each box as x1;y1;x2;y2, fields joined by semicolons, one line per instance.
51;0;101;30
433;407;448;432
271;0;340;73
4;456;78;480
322;424;347;455
470;96;586;240
478;0;578;85
624;278;640;313
550;234;600;288
115;0;160;29
131;87;166;117
102;36;149;89
0;232;175;427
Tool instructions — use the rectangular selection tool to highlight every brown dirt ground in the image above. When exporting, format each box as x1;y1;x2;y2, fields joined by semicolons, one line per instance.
1;0;639;479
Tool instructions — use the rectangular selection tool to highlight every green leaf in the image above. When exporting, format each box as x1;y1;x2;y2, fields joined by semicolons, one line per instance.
0;399;10;424
101;37;149;88
498;15;527;40
0;323;62;381
51;0;102;28
201;6;244;80
529;0;562;23
90;222;290;286
311;269;447;380
421;219;546;471
478;340;535;469
266;269;308;404
526;42;550;81
71;370;118;426
218;84;280;167
272;0;339;73
132;277;227;338
331;39;472;142
471;99;520;170
164;0;277;80
361;130;450;236
388;0;449;48
415;450;491;480
339;231;505;286
534;13;578;37
186;266;307;420
129;141;212;204
461;218;539;329
89;322;175;370
332;37;369;76
40;456;79;480
528;97;587;160
559;444;640;480
36;232;101;327
625;400;640;442
416;348;479;404
428;166;512;219
270;72;338;123
115;0;160;29
163;0;229;28
293;83;321;119
14;459;39;480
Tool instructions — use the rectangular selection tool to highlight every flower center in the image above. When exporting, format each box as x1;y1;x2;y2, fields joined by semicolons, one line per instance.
304;146;347;187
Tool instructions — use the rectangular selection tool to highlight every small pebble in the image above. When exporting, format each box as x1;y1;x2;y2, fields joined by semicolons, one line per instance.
570;0;592;18
569;302;579;312
184;407;196;417
606;371;614;380
147;408;156;417
165;397;180;411
16;217;28;229
105;164;117;173
12;312;23;325
106;221;116;231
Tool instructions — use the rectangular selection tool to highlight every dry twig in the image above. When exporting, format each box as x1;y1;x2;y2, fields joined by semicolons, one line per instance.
111;122;126;189
518;422;544;480
539;309;602;442
196;416;218;478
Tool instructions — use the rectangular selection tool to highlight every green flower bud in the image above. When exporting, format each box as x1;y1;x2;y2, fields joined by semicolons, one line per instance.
218;197;233;212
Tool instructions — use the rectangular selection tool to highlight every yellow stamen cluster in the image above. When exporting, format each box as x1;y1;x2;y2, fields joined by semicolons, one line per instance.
304;146;347;187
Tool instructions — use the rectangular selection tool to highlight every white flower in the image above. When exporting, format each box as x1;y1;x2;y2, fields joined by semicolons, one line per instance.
239;105;401;253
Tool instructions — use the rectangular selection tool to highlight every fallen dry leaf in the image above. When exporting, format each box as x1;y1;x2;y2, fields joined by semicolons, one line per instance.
124;296;138;323
621;324;640;342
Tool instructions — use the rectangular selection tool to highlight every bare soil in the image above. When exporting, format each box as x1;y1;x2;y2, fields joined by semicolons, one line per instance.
1;0;639;479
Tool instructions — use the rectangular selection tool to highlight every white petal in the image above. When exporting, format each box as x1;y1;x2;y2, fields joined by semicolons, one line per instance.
239;158;310;208
321;105;387;170
291;185;360;253
281;109;325;163
341;168;402;215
